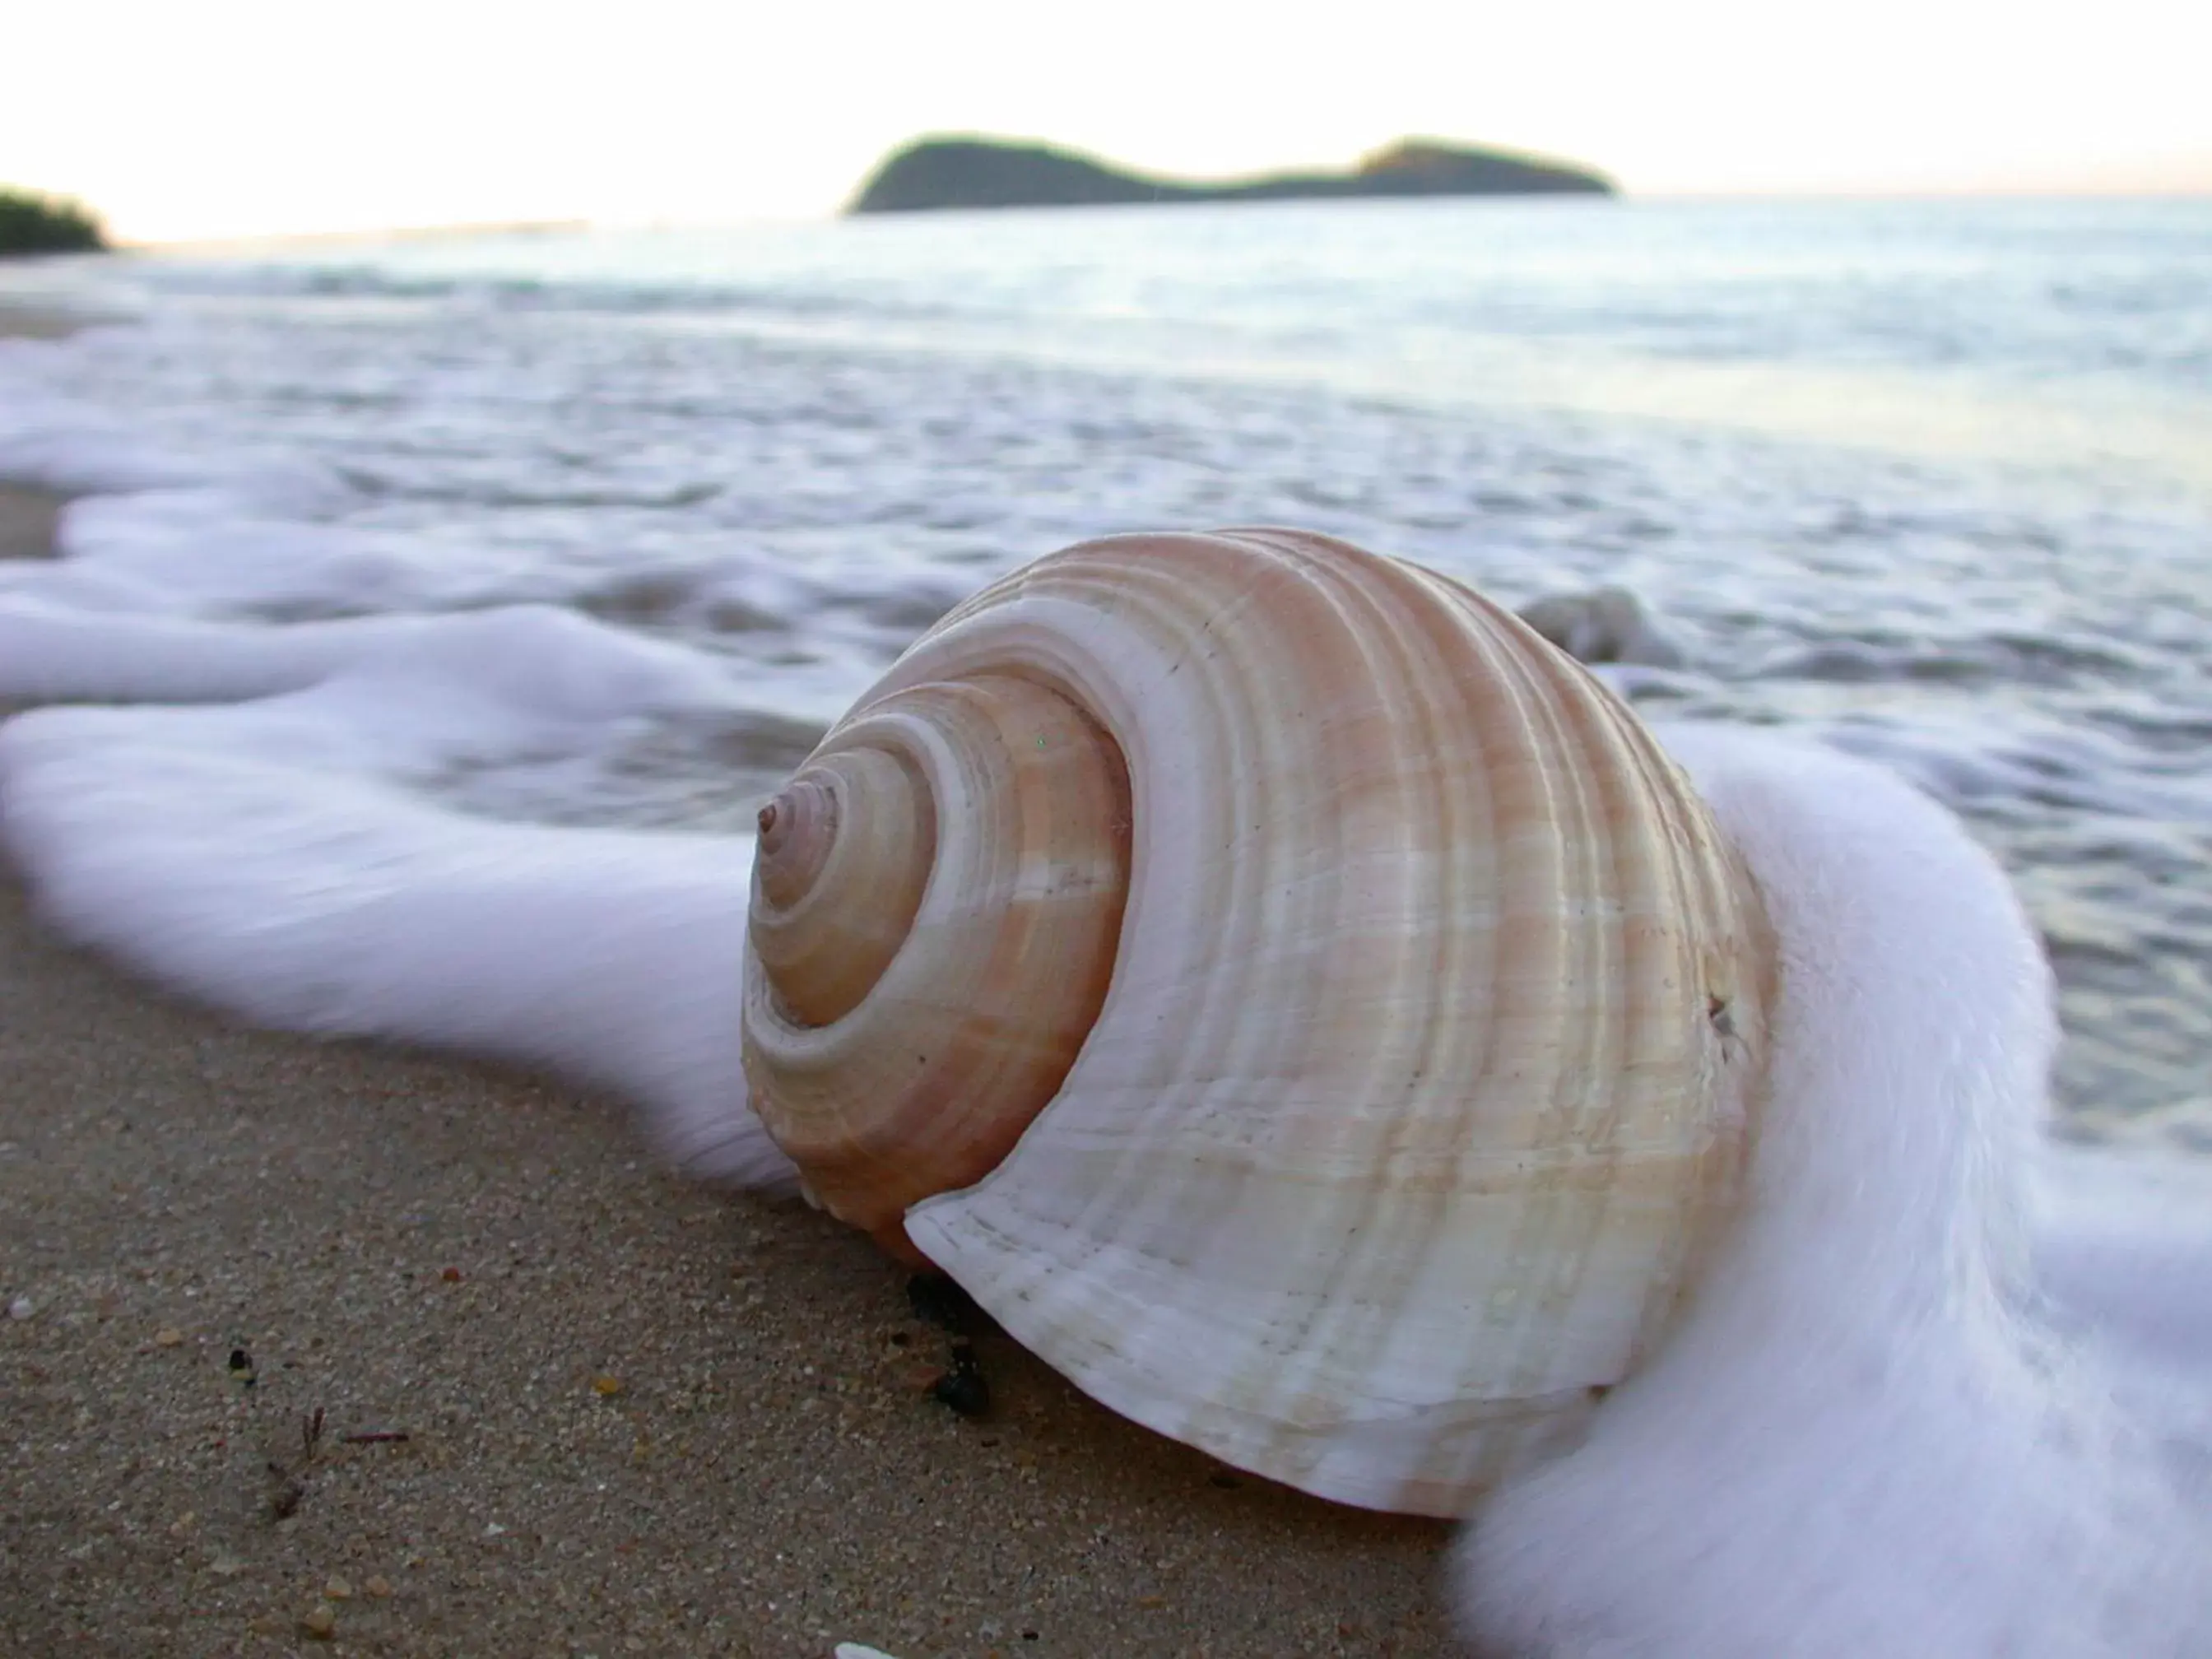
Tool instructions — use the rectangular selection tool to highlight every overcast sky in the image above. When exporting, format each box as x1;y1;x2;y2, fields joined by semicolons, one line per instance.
7;0;2208;242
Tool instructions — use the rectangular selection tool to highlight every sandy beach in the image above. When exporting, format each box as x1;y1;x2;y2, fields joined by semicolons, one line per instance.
0;312;1455;1657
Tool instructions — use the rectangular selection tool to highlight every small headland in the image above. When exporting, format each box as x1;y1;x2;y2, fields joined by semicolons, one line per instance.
847;136;1615;214
0;187;107;258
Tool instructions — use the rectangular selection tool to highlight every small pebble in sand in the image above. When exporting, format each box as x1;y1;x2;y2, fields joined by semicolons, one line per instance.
6;1295;32;1320
834;1645;904;1659
365;1575;393;1599
324;1576;352;1601
592;1373;625;1396
300;1602;337;1640
154;1327;185;1347
268;1471;306;1521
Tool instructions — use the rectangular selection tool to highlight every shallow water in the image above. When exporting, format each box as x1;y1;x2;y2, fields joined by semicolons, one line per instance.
1;196;2208;1141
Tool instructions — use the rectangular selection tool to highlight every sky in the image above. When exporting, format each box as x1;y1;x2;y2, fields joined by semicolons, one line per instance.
5;0;2209;243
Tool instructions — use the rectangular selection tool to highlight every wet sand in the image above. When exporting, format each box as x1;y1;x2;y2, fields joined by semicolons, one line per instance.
0;312;1458;1657
1;483;66;562
2;303;81;561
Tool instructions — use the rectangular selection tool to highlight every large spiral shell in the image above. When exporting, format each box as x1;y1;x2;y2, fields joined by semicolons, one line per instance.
741;527;1773;1515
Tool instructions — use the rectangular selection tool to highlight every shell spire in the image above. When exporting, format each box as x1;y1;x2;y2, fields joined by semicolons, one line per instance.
741;527;1773;1513
744;673;1131;1259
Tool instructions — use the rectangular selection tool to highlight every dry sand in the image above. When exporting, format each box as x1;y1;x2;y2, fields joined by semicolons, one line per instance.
0;311;1458;1657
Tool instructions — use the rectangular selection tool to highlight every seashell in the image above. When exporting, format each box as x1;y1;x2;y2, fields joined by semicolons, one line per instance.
741;527;1773;1516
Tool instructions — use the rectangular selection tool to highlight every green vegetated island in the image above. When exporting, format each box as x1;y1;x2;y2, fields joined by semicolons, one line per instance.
0;188;106;257
849;136;1614;214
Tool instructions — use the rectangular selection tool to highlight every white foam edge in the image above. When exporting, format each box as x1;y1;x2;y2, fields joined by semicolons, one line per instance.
1452;722;2211;1658
0;601;796;1192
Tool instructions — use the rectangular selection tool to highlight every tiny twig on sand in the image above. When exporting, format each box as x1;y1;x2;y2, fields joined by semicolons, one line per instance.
263;1407;327;1522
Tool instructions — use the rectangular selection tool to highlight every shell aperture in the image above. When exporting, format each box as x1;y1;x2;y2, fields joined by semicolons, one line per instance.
741;527;1773;1513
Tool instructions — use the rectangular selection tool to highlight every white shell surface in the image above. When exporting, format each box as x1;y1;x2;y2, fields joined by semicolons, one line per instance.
872;528;1771;1516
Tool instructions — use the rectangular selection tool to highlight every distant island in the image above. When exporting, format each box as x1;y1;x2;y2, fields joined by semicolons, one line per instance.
0;187;106;258
848;136;1615;215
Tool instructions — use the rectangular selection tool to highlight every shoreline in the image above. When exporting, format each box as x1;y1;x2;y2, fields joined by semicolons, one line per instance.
0;309;1455;1656
1;304;83;562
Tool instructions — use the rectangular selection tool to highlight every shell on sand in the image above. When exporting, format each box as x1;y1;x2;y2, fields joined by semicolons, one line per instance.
743;527;1773;1515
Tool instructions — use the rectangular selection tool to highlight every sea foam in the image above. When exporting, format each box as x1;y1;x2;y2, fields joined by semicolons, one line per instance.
0;407;797;1189
1457;727;2212;1659
0;705;793;1188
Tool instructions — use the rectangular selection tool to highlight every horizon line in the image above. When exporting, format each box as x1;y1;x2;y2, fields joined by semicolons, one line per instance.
105;186;2211;250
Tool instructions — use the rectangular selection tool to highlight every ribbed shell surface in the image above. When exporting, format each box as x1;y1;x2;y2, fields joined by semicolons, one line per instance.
750;527;1772;1516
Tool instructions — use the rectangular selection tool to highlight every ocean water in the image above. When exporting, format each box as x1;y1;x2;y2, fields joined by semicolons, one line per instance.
3;196;2207;1139
3;197;2211;1655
